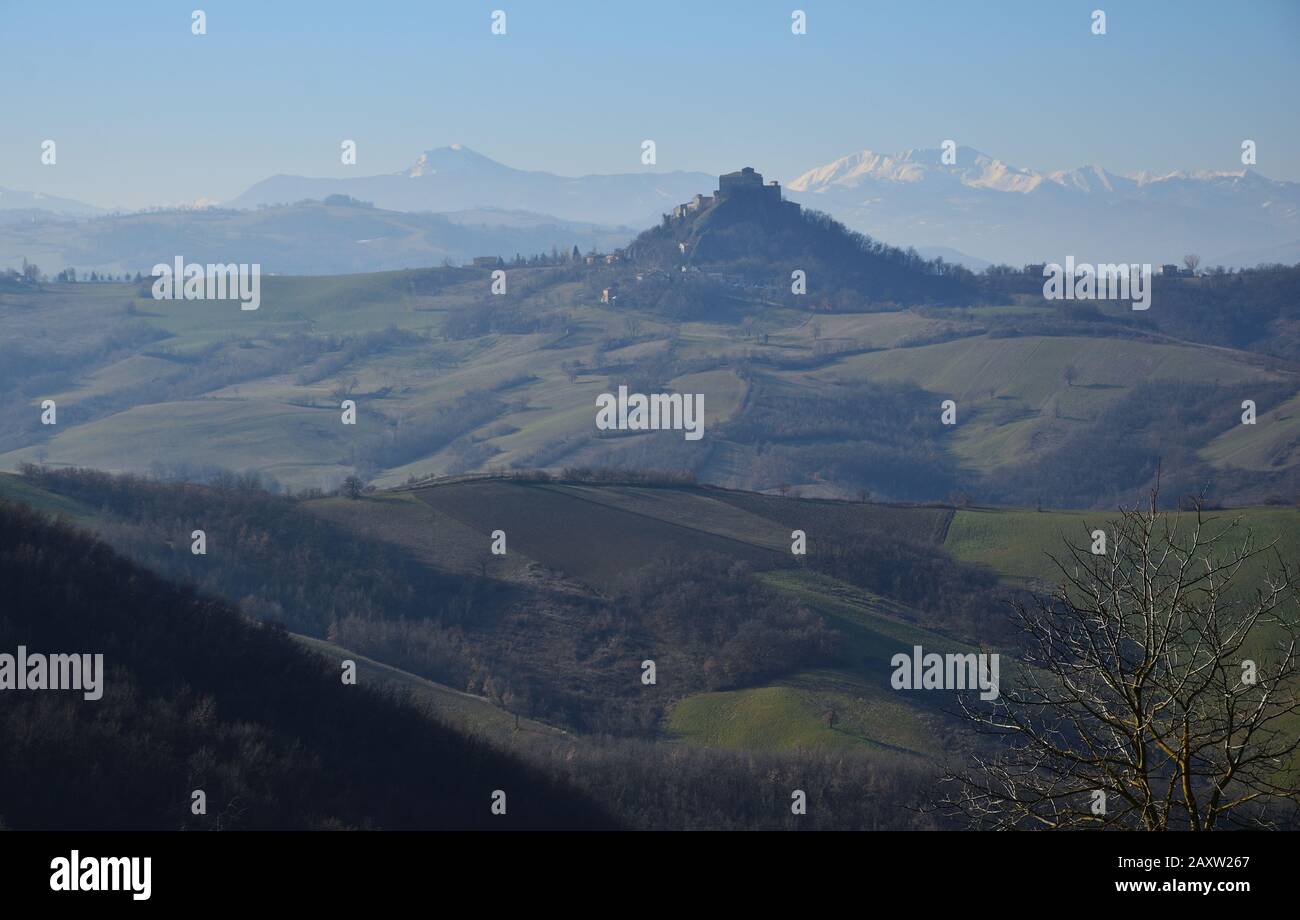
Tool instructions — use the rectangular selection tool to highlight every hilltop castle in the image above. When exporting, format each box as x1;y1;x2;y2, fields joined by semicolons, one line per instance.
669;167;799;219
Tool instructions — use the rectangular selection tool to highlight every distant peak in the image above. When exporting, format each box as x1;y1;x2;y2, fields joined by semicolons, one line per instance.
405;145;507;178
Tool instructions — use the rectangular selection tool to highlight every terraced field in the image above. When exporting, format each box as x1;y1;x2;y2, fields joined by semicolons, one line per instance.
410;479;786;586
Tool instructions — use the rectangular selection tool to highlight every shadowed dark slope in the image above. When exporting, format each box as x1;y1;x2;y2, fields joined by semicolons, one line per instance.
0;500;619;830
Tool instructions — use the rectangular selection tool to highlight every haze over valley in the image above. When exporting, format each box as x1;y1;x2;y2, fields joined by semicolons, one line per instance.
3;1;1298;846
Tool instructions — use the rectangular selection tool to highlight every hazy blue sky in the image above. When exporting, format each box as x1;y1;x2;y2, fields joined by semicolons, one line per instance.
3;0;1297;209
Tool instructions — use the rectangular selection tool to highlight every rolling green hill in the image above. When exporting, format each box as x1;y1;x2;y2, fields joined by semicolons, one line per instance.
4;464;1296;812
3;256;1295;508
0;468;995;751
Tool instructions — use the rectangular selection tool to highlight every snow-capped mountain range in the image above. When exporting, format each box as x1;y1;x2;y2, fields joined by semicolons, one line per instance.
784;146;1300;267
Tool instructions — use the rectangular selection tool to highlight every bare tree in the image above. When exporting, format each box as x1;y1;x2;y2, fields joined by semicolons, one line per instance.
1183;253;1201;275
940;485;1300;830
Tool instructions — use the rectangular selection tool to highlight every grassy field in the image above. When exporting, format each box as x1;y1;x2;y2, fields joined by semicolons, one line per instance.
0;471;97;522
303;489;525;578
5;398;355;490
1200;390;1300;471
666;566;984;757
5;273;1294;501
945;505;1300;587
667;670;944;757
714;490;954;545
411;479;785;586
816;334;1287;471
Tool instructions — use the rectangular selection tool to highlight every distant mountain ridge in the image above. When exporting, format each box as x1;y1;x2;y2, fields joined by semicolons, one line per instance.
785;146;1300;267
0;198;635;276
228;144;715;227
228;143;1300;267
0;186;102;217
6;143;1299;268
787;145;1286;198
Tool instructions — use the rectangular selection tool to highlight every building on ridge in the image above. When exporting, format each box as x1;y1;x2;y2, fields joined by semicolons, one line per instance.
668;167;799;220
